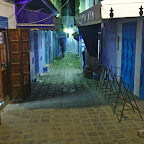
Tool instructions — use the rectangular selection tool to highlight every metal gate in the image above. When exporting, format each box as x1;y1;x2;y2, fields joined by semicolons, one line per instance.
140;22;144;99
121;21;137;91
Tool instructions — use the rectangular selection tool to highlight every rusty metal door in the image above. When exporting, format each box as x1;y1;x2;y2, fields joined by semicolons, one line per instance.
9;29;30;100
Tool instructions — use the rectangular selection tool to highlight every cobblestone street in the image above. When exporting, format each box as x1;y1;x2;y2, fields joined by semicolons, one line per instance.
1;54;144;144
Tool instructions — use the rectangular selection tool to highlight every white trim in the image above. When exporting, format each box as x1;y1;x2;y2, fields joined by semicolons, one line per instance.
134;18;143;96
76;0;144;26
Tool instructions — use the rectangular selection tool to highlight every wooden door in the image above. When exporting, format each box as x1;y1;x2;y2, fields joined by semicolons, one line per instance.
9;29;22;99
21;29;31;97
0;54;4;101
9;29;30;100
1;30;10;99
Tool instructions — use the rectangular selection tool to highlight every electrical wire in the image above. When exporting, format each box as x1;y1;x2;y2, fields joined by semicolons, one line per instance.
8;0;70;24
8;13;16;20
8;1;32;20
30;0;70;24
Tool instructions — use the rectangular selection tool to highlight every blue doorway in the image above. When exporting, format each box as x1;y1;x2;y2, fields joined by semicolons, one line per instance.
45;32;48;64
34;31;39;76
121;21;137;91
140;22;144;99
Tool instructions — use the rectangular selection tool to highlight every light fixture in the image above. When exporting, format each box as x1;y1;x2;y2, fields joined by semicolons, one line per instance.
56;13;59;18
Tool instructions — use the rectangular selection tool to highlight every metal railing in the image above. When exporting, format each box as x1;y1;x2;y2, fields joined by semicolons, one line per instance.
96;64;143;123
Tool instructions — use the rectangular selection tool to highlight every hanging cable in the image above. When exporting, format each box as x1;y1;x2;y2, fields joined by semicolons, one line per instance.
30;0;70;24
8;1;32;20
8;0;70;24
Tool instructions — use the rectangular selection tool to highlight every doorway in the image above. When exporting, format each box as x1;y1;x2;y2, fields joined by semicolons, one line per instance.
121;21;137;91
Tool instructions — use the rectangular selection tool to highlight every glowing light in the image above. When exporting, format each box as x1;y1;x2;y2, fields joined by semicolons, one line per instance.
56;13;59;17
64;28;74;36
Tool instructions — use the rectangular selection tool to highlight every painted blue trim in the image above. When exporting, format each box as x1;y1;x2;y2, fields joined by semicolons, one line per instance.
0;16;8;29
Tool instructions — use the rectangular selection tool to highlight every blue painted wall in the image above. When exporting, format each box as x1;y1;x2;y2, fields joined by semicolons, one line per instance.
47;31;52;63
121;21;137;91
102;21;117;74
33;31;39;76
45;31;48;64
38;30;45;74
29;31;35;82
140;22;144;99
51;31;59;60
30;30;55;82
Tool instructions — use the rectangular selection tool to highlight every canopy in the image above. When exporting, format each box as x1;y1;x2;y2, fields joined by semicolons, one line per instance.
17;9;60;30
78;24;101;57
75;0;144;26
7;0;58;16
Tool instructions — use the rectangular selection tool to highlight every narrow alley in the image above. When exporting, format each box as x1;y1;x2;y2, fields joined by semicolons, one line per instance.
0;54;144;144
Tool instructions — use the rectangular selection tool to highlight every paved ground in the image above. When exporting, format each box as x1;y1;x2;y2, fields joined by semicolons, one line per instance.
1;54;144;144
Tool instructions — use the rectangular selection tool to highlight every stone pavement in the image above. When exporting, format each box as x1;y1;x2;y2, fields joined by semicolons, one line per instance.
1;54;144;144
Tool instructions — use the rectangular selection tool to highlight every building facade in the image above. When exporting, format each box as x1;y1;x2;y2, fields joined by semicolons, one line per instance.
79;0;101;14
0;0;17;102
50;0;62;17
75;0;144;100
0;0;62;101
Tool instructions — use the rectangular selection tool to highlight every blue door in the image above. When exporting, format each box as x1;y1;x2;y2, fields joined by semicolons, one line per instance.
45;32;48;64
47;31;51;63
121;22;137;91
34;31;39;75
140;22;144;99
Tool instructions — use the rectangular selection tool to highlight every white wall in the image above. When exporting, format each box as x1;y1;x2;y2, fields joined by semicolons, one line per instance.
0;0;16;29
117;17;144;96
134;18;143;96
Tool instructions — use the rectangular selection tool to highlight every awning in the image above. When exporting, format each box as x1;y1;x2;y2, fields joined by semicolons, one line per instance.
78;24;101;57
6;0;58;15
75;0;144;26
17;9;60;30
